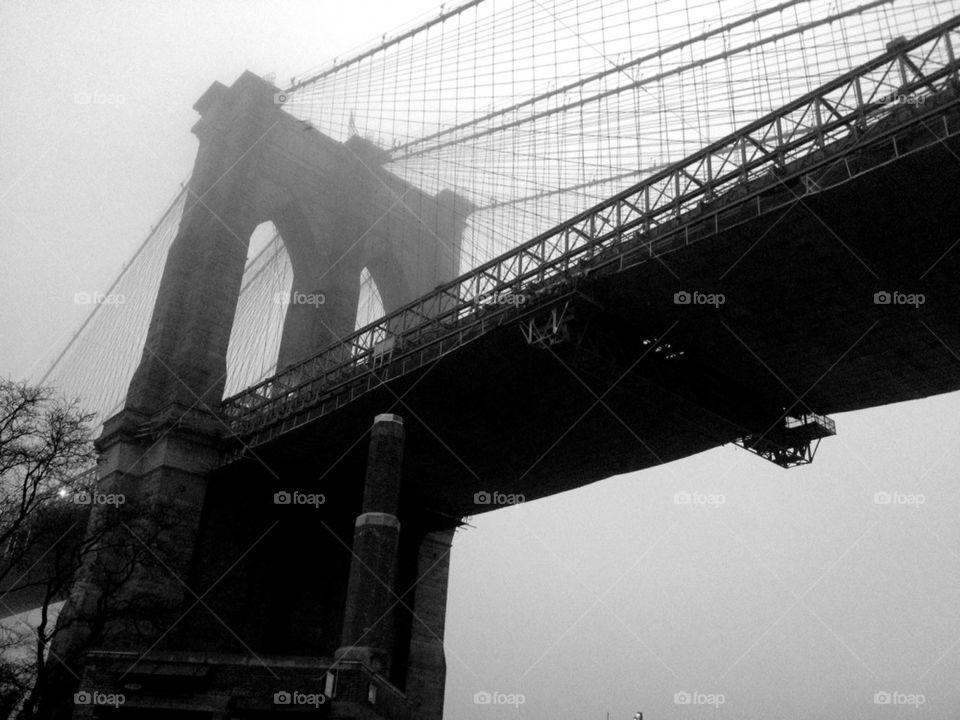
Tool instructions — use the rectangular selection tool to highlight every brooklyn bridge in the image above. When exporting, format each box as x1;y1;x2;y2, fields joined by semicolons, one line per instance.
2;0;960;717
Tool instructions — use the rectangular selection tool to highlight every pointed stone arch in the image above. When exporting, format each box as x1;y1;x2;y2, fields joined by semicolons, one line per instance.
356;267;386;331
223;221;291;396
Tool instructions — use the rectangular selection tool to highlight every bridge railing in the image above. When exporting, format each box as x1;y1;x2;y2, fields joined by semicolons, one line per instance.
221;16;960;437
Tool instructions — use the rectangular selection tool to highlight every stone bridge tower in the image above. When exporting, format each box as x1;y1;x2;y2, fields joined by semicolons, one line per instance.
46;71;473;720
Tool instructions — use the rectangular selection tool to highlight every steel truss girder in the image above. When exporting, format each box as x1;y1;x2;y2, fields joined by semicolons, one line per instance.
220;19;960;452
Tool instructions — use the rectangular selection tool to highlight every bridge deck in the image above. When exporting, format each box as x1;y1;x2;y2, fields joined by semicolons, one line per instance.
210;19;960;518
219;123;960;518
220;17;960;449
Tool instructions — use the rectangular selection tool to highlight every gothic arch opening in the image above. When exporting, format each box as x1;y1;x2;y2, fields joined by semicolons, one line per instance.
223;221;292;397
356;267;386;331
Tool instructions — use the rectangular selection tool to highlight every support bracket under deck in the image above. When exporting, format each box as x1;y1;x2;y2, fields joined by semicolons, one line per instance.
734;411;837;468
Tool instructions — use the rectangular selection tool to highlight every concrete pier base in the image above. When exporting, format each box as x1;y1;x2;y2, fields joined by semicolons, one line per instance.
337;414;406;676
406;527;455;720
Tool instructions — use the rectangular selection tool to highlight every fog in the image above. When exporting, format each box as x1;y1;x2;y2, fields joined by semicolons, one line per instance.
2;1;959;717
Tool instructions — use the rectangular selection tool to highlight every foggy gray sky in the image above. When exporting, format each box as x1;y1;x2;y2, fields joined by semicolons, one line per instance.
2;1;959;718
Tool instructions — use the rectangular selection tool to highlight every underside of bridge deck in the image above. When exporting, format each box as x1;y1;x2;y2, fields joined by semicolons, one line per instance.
224;129;960;521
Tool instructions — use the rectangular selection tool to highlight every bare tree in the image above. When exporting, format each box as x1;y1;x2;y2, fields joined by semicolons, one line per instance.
0;379;95;582
0;379;177;719
0;379;96;717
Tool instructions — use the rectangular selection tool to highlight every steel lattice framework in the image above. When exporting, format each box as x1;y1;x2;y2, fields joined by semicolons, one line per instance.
220;15;960;454
33;0;959;454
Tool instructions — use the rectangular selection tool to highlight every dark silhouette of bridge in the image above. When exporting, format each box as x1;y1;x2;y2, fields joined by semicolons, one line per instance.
7;2;960;718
